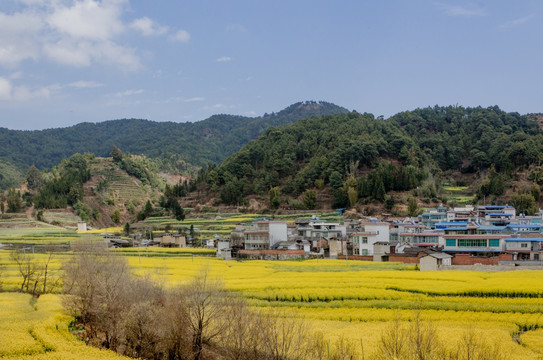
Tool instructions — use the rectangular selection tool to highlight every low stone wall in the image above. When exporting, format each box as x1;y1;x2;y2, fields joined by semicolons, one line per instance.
443;264;518;271
238;249;305;260
337;255;373;261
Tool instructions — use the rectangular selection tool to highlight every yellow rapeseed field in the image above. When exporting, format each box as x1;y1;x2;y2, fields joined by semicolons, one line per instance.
2;252;543;358
0;292;127;359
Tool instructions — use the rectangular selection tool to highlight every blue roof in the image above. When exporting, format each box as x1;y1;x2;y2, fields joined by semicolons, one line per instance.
444;227;468;231
505;238;543;242
487;213;513;217
443;248;502;252
477;226;507;231
484;206;514;209
507;224;542;229
436;221;468;227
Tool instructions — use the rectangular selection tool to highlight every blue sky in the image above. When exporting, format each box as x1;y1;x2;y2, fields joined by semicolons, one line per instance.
0;0;541;130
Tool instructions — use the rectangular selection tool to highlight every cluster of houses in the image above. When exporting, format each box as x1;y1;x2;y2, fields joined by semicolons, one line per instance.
100;204;543;270
218;204;543;270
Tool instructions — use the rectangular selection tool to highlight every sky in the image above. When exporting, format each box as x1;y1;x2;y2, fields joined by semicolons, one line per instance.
0;0;541;130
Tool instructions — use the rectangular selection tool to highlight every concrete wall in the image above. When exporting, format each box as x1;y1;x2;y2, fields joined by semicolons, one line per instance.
269;222;288;246
443;264;517;271
329;239;340;259
420;256;438;271
337;255;373;261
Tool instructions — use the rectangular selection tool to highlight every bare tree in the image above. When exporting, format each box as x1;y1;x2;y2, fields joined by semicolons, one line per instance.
181;270;231;360
377;312;408;359
63;239;132;350
122;301;163;359
10;250;37;293
408;311;441;360
259;308;313;360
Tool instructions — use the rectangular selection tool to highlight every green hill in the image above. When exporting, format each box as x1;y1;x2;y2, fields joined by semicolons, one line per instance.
0;101;348;179
198;106;543;211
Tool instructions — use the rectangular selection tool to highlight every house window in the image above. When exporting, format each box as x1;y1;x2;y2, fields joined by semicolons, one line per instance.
446;239;456;247
362;249;368;255
521;243;528;248
457;239;488;247
489;239;500;247
362;237;368;244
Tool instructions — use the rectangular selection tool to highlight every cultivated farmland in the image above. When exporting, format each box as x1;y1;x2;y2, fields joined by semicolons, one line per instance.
1;251;543;358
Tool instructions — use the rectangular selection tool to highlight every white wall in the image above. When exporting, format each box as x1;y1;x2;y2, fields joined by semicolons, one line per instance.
269;222;288;246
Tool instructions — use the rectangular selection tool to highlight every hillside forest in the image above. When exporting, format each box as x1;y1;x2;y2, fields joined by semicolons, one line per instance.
2;104;543;225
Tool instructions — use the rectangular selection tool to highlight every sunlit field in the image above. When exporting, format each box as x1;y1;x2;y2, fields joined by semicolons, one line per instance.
1;250;543;358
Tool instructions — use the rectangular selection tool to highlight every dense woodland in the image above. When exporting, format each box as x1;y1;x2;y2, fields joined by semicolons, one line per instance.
3;104;543;221
0;101;347;175
194;106;543;211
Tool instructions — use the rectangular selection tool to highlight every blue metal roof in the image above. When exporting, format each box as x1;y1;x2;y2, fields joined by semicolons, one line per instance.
507;224;542;229
477;226;507;231
444;227;468;231
505;238;543;242
436;221;469;227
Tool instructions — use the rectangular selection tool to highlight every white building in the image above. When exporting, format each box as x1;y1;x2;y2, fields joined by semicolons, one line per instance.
243;221;288;250
351;222;390;256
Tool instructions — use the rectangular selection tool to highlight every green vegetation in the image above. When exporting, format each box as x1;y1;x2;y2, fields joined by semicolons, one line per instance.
195;105;543;209
33;153;91;209
0;101;347;185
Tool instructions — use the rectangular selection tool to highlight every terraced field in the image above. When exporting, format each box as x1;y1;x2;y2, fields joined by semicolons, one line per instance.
0;216;83;246
443;185;476;205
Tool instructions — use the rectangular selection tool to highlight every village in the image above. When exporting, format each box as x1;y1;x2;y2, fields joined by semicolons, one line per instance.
99;204;543;271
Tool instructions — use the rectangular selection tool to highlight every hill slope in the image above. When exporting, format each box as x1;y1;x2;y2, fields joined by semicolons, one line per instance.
0;101;348;175
199;106;543;210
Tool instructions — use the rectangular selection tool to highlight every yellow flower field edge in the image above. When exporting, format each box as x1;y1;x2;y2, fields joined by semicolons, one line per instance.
2;250;543;358
0;293;127;359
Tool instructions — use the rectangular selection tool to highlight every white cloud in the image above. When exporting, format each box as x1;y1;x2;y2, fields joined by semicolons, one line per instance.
0;77;12;100
114;89;144;97
226;24;246;32
12;85;51;101
0;0;187;70
0;76;52;101
69;80;104;88
500;15;535;28
130;17;168;36
439;4;486;17
216;56;232;62
10;72;23;80
43;39;140;69
171;29;190;43
184;97;205;102
47;0;126;41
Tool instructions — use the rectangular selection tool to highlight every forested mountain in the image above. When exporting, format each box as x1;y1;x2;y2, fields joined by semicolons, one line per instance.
0;101;348;176
197;106;543;209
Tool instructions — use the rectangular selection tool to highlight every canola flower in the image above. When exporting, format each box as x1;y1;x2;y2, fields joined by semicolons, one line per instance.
2;253;543;358
77;227;123;234
0;293;127;359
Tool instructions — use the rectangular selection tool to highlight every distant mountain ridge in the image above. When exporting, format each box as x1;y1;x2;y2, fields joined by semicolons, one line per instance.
0;101;349;176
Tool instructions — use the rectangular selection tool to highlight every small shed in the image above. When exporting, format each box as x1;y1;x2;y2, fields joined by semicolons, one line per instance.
420;253;453;271
77;221;87;232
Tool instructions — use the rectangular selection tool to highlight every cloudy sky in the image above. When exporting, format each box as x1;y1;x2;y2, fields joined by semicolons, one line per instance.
0;0;541;130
